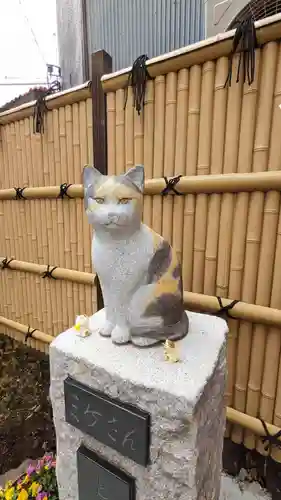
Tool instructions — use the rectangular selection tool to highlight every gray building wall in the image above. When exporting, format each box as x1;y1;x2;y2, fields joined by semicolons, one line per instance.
205;0;250;37
56;0;206;88
86;0;205;73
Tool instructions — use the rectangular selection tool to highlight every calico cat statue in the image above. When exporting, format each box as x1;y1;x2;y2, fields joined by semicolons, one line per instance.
83;164;189;347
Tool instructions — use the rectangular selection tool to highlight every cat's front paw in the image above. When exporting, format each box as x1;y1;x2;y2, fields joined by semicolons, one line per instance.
99;320;114;338
111;325;131;345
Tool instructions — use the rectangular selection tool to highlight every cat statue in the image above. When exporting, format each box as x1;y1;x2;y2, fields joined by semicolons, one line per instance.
83;164;189;348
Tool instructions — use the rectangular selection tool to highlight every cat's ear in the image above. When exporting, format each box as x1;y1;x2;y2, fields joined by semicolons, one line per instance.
83;165;103;209
83;165;103;189
123;165;144;192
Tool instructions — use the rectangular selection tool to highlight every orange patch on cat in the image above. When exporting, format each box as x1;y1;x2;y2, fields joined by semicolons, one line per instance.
154;248;181;297
96;178;142;201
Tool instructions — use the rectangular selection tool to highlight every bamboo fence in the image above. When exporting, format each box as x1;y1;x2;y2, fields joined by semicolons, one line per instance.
0;83;96;353
1;13;281;462
101;14;281;460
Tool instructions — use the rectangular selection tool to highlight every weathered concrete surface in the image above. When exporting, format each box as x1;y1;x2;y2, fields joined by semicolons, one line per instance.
50;309;228;500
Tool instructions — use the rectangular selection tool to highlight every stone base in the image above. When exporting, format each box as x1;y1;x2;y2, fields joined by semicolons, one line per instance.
50;309;228;500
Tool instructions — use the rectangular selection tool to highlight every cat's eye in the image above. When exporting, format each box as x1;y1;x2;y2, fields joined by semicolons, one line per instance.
118;198;131;205
94;197;105;204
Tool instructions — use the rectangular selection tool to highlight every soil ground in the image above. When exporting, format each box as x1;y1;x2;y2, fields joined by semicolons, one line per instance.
0;333;56;475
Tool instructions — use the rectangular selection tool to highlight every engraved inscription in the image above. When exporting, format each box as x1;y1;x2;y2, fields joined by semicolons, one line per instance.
64;376;150;466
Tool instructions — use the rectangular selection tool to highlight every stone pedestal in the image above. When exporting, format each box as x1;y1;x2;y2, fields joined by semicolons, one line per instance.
50;309;228;500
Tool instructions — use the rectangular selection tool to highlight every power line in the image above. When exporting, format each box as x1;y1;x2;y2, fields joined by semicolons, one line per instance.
18;0;47;66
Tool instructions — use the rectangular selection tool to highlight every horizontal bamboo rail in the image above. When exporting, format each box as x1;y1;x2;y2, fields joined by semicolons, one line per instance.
1;171;281;200
101;14;281;92
226;407;281;444
1;257;281;328
0;312;280;446
0;258;95;285
183;292;281;328
0;81;91;125
0;316;53;344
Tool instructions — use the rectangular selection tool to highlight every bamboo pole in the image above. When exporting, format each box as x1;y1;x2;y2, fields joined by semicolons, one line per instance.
101;15;281;93
2;257;281;328
172;68;189;265
107;93;116;175
253;44;281;458
53;108;68;332
79;99;91;318
66;104;79;329
0;316;53;344
204;57;228;296
219;55;243;437
162;72;177;244
0;82;91;125
1;125;15;339
193;61;215;293
265;49;281;461
115;89;125;175
152;76;165;234
183;292;281;328
182;65;201;291
242;42;278;451
60;106;75;329
0;257;95;285
143;81;154;227
231;48;262;446
1;170;281;200
134;99;144;167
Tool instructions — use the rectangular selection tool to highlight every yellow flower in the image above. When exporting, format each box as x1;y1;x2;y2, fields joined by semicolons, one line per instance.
4;487;14;500
4;482;12;491
44;465;49;470
18;489;28;500
22;475;29;485
29;482;40;497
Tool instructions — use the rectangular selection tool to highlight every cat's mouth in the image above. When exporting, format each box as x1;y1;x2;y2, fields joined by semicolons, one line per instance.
104;221;120;227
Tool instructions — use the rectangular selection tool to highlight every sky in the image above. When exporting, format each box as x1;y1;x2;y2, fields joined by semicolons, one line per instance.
0;0;58;106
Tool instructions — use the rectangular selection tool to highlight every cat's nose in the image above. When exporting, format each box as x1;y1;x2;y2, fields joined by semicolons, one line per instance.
108;213;118;223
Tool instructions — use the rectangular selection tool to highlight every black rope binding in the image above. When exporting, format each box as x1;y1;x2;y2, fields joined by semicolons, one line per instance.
161;175;183;196
259;417;281;454
25;326;37;342
0;257;14;270
225;14;258;87
124;54;152;115
33;80;61;134
58;183;72;199
212;296;240;319
14;187;26;200
42;265;58;279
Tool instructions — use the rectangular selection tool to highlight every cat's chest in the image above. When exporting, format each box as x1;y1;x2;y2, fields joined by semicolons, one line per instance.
92;235;154;286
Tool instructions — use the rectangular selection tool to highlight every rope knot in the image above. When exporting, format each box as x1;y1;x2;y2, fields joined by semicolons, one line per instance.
58;183;72;199
42;265;58;279
14;187;26;200
161;175;183;196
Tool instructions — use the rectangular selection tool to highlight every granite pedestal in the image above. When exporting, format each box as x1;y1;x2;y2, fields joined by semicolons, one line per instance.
50;309;228;500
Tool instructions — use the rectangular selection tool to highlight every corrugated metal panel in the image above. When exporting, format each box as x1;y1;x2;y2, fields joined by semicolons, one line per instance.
86;0;205;72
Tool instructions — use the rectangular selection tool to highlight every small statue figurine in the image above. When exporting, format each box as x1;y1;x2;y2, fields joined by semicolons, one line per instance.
164;339;180;363
74;315;91;337
83;164;189;347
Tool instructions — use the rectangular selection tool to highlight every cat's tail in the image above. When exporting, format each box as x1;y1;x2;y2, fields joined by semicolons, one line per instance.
130;312;189;341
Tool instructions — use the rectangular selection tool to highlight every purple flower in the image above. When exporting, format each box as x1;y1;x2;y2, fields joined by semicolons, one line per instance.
36;492;48;500
27;464;35;476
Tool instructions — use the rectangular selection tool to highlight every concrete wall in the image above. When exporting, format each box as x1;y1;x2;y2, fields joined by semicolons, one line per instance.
205;0;250;37
56;0;85;89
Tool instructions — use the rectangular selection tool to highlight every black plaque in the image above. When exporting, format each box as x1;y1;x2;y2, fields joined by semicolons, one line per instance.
64;376;150;466
77;445;135;500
